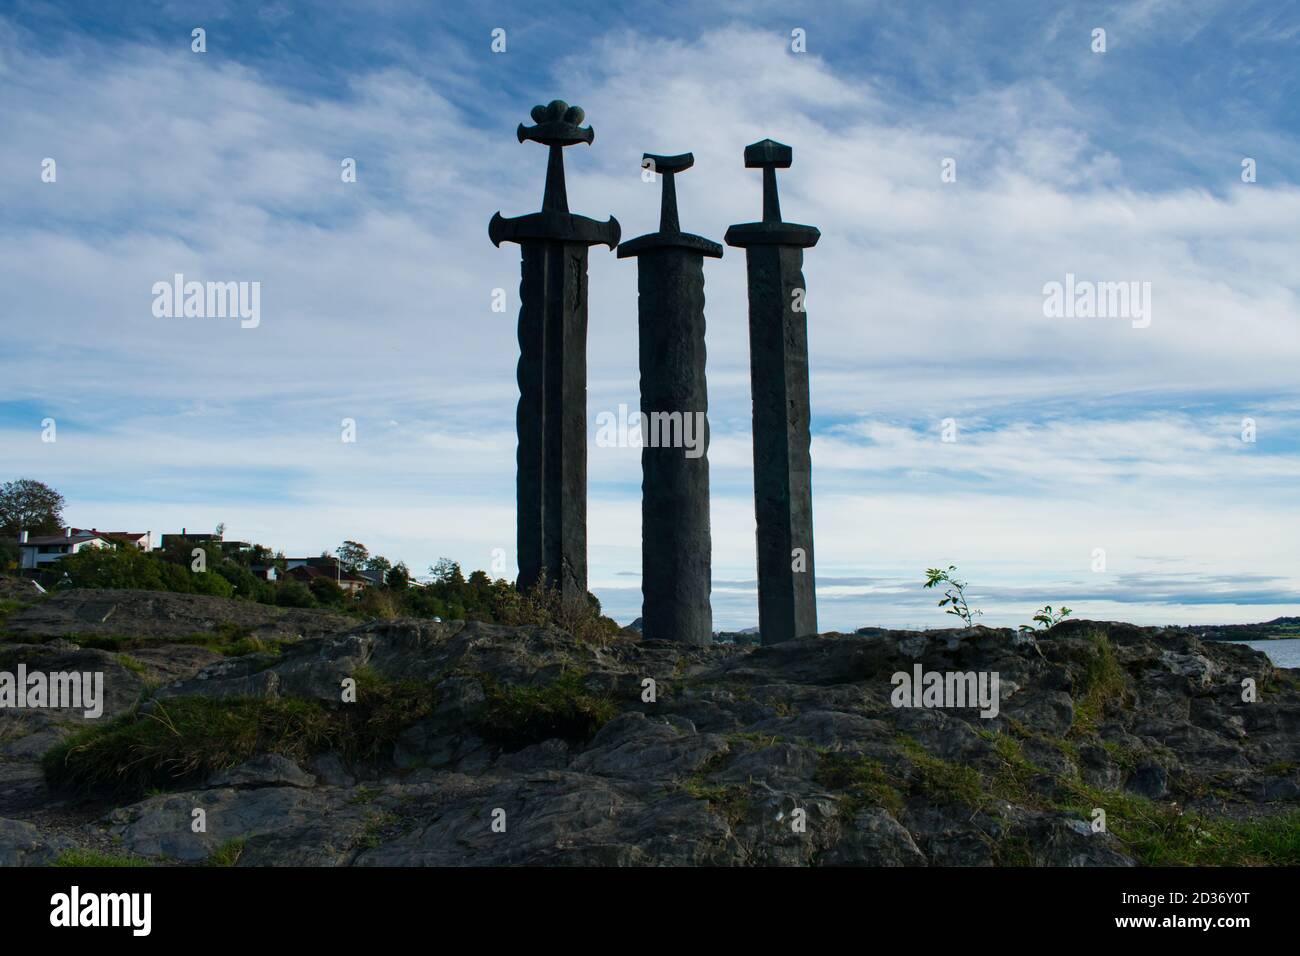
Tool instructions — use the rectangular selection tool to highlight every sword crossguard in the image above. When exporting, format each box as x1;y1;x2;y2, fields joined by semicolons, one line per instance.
618;149;721;259
724;139;819;249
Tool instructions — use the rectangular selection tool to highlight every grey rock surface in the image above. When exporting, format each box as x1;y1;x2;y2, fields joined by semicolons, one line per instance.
0;611;1294;866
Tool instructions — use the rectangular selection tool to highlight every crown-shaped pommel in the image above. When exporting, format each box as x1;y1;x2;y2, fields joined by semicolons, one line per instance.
517;100;595;147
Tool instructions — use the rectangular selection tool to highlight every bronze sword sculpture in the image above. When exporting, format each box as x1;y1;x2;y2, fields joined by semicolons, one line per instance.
489;101;620;600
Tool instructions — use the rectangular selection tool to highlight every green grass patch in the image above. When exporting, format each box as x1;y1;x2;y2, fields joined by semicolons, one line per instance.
681;778;752;827
1054;775;1300;865
204;837;246;867
474;670;619;747
43;671;438;799
42;667;615;798
54;625;292;658
355;811;401;850
0;598;32;643
814;753;906;816
51;849;152;867
113;653;148;675
986;733;1050;809
897;735;986;809
0;598;31;627
1069;629;1129;736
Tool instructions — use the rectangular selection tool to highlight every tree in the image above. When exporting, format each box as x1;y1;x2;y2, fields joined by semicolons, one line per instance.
430;557;464;586
0;537;18;572
336;540;369;573
309;576;347;607
60;545;165;590
0;479;65;536
387;561;411;590
276;580;316;608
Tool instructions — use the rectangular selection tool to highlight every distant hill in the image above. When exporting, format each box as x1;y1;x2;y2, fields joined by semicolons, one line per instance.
1181;618;1300;642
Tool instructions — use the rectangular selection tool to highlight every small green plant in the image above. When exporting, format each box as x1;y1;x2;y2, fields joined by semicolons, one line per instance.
923;565;981;627
205;837;246;867
1019;605;1072;632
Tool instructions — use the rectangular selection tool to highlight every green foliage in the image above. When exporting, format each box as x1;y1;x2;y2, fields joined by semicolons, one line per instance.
0;478;65;536
42;526;619;639
43;674;438;799
0;597;31;633
189;569;234;598
205;837;247;867
429;557;464;587
58;543;236;598
814;753;905;816
357;587;400;619
386;562;410;590
59;545;167;590
0;537;19;572
1020;605;1072;632
897;735;986;807
308;576;346;607
113;653;148;675
51;849;151;867
493;582;623;646
335;540;369;573
1069;628;1129;735
212;562;274;602
923;565;982;627
474;670;619;747
681;778;752;827
1055;777;1300;866
48;625;288;658
275;580;316;608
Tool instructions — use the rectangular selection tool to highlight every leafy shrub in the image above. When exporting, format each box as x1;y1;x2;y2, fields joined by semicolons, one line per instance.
275;580;316;608
923;565;982;627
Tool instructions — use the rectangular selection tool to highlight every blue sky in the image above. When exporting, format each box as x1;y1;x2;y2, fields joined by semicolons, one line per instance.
2;0;1298;629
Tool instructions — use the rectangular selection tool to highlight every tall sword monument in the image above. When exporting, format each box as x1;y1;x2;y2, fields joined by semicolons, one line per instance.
489;100;620;600
725;139;820;644
618;153;722;644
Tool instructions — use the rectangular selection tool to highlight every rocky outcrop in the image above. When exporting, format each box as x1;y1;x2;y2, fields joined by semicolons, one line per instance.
2;616;1296;866
3;588;355;643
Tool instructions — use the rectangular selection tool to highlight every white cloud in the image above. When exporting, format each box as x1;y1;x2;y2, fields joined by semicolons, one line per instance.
1;22;1297;630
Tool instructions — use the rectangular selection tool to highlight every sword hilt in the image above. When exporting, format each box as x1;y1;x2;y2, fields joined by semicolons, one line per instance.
642;152;694;234
724;139;818;249
489;100;620;248
743;139;794;224
516;100;594;215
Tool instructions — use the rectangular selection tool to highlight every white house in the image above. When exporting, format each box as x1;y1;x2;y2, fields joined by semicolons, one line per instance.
16;527;153;570
18;529;112;570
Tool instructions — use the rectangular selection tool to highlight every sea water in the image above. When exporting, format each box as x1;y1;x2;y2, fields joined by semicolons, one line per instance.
1241;638;1300;669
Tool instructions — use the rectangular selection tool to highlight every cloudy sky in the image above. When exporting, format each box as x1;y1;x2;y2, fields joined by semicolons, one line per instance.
2;0;1298;630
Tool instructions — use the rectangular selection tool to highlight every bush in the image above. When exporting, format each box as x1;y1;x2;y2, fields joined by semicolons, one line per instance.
275;580;316;608
308;577;347;607
59;545;166;589
190;570;234;598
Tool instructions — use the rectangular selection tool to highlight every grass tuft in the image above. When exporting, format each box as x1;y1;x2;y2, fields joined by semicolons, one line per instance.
474;670;619;747
51;849;151;867
43;672;437;799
